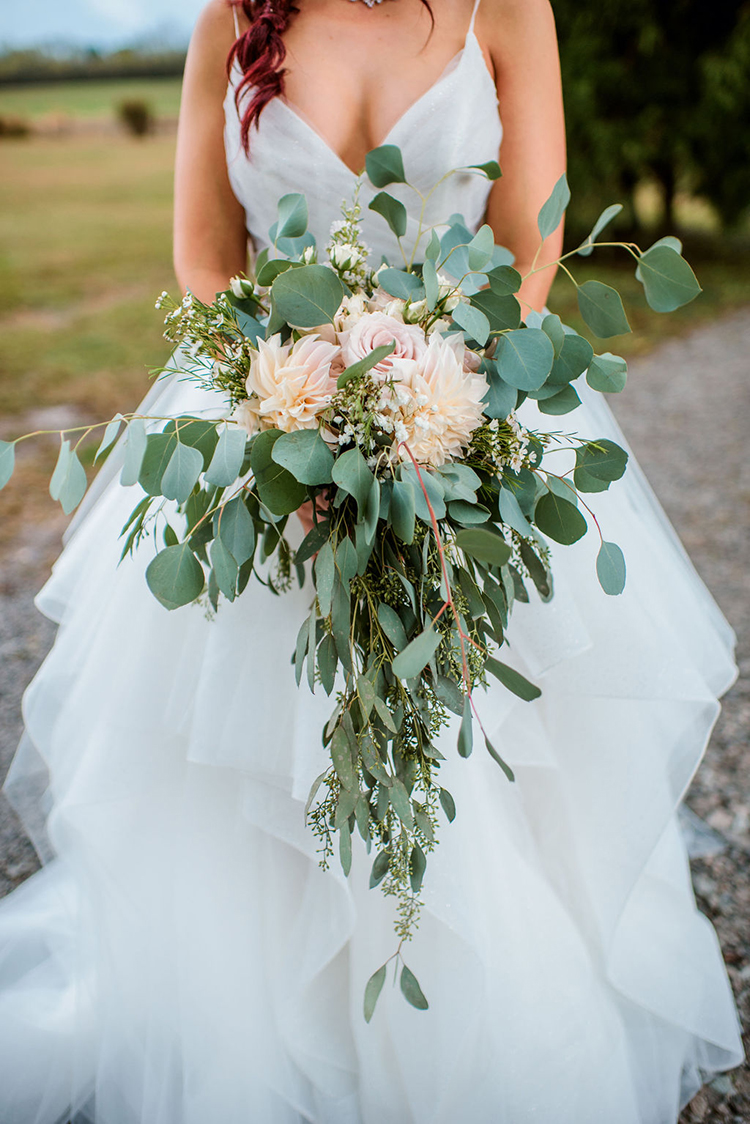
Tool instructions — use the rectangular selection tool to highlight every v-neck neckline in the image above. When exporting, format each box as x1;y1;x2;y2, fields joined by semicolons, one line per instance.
230;29;495;181
277;33;479;179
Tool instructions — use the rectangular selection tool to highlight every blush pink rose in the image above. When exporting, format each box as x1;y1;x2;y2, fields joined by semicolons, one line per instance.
338;311;427;379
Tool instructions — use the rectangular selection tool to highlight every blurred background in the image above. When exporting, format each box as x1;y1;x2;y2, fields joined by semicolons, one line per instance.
0;3;749;1120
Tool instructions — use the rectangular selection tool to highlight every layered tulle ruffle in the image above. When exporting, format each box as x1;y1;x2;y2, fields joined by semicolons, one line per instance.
0;362;743;1123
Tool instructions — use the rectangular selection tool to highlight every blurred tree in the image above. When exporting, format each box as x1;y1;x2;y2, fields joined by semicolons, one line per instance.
553;0;750;232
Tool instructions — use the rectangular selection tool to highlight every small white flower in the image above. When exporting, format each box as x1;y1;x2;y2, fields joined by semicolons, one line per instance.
330;243;364;271
230;276;254;299
403;299;428;324
301;245;317;264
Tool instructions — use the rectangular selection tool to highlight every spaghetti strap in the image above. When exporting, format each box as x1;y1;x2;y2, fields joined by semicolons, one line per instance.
468;0;482;34
231;1;241;38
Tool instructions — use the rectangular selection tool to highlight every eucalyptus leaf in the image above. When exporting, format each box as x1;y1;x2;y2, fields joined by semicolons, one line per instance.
94;415;124;462
146;543;205;610
364;964;387;1023
577;280;631;339
304;770;328;819
534;490;587;545
485;735;515;781
315;541;335;617
541;313;565;358
271;264;344;328
537;173;570;241
317;633;338;694
577;439;628;482
365;144;407;187
410;844;427;893
216;495;256;565
0;440;15;490
161;441;203;504
637;245;701;312
586;353;628;394
482;365;518;420
331;726;358;791
468;159;502;180
497;487;534;537
120;418;147;486
494;329;555;391
368;191;407;238
276;192;308;239
392;626;442;679
377;268;424;302
331;446;374;519
596;540;627;595
470;290;521;332
547;333;594;386
272;427;334;485
49;440;88;514
370;851;390;888
538;385;582;415
398;465;446;521
439;787;456;822
486;265;522;295
400;964;428;1010
257;258;296;287
138;432;176;496
455;527;511;567
339;823;352;876
210;535;239;601
422;257;439;311
378;602;408;651
204;426;248;487
485;657;541;701
451;301;490;346
389;778;414;829
457;695;473;758
577;203;623;257
434;674;464;716
337;342;395;389
250;428;307;515
467;224;494;271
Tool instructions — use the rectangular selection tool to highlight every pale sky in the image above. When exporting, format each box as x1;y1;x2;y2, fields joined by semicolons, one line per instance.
0;0;207;48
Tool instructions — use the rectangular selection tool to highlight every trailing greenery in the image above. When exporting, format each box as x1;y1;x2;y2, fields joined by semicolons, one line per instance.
0;146;702;1019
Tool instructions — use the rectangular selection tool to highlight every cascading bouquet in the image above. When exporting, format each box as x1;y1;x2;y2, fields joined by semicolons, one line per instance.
0;144;701;1019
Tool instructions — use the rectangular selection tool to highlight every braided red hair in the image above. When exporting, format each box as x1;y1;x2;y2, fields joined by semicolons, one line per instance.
227;0;434;151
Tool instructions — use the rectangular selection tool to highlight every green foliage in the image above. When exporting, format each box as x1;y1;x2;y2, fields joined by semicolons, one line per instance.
553;0;750;230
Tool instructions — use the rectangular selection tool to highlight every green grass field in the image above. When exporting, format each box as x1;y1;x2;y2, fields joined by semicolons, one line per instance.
0;77;183;121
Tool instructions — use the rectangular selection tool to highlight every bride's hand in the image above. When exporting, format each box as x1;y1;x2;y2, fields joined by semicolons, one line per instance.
297;496;329;537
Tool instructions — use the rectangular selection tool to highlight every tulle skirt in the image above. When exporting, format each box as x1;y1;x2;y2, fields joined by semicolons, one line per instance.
0;357;744;1124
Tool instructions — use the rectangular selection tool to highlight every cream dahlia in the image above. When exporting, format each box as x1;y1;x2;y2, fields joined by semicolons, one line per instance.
233;333;340;434
388;333;488;467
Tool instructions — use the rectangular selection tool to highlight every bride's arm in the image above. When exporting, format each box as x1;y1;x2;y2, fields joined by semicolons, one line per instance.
480;0;567;314
174;0;249;303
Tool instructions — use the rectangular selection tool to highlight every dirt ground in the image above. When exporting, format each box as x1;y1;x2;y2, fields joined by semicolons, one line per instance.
0;309;748;1121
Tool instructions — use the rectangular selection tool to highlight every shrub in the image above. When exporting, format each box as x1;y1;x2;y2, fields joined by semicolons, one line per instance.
117;99;154;138
0;114;31;139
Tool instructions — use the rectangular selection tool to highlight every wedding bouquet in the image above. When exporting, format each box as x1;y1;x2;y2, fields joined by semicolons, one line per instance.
0;145;701;1018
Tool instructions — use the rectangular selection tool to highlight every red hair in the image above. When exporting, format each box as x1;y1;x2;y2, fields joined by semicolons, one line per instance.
228;0;434;152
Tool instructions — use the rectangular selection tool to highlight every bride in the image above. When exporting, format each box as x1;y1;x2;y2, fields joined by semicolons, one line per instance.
0;0;744;1121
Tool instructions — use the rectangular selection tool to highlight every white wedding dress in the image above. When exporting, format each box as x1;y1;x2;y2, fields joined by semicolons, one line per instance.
0;3;744;1121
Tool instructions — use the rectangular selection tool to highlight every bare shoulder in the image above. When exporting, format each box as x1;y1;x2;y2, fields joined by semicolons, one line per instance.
184;0;242;94
190;1;244;62
477;0;557;51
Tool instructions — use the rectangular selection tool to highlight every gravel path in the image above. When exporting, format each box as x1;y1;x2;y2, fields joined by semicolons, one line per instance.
0;308;748;1120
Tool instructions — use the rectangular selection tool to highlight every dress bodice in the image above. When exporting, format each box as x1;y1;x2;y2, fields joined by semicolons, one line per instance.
223;0;503;263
